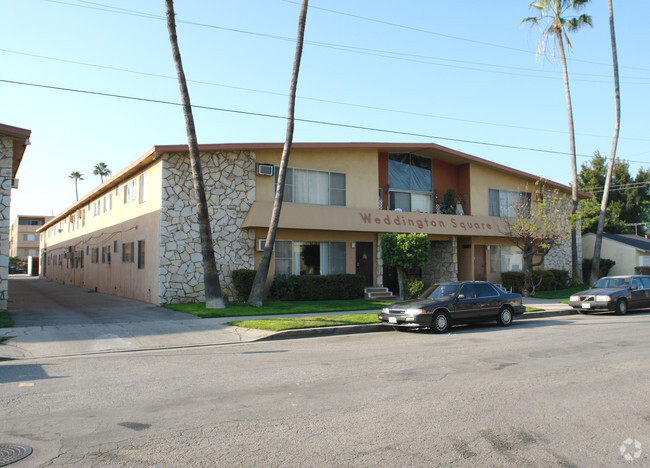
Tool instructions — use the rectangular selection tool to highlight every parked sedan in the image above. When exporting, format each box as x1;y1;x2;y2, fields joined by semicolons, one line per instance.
378;281;525;333
568;275;650;315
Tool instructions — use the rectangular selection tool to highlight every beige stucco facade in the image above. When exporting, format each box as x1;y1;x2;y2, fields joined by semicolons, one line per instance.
38;142;588;304
582;233;650;277
10;215;53;258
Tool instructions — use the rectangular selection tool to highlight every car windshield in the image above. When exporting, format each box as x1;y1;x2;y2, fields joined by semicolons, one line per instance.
420;284;460;299
593;277;631;289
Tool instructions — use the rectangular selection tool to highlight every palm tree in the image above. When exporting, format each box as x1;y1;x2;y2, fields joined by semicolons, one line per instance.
590;0;620;283
165;0;224;309
248;0;309;307
93;162;112;183
522;0;592;283
69;171;83;201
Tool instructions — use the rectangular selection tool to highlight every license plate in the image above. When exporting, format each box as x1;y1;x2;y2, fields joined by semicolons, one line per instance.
388;316;397;324
582;302;591;309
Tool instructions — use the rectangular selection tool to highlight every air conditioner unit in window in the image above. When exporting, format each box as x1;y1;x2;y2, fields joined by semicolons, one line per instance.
257;239;275;251
257;164;274;176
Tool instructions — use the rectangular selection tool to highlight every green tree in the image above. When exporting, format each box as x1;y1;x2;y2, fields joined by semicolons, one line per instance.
591;0;622;283
165;0;224;309
503;182;572;296
69;171;83;201
522;0;592;283
93;162;112;183
578;152;650;235
248;0;309;307
380;233;430;300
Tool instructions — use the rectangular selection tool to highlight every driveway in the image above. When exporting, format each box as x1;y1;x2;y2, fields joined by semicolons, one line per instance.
1;277;270;359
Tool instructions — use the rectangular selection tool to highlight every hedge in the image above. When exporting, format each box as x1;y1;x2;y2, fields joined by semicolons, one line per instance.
582;258;616;283
232;269;257;301
634;266;650;275
270;274;365;301
501;269;570;294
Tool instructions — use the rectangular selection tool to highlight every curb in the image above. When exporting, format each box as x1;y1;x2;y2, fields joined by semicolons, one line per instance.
257;308;577;341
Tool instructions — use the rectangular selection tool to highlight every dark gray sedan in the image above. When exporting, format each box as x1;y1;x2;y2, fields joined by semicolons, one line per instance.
378;281;525;333
568;275;650;315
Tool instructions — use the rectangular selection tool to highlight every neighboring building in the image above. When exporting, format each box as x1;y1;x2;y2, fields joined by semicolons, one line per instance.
583;232;650;276
0;123;32;309
38;142;588;305
10;215;53;258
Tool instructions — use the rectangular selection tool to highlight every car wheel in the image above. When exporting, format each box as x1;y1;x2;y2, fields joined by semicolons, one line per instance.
577;310;589;315
615;298;627;316
497;306;513;326
431;311;451;334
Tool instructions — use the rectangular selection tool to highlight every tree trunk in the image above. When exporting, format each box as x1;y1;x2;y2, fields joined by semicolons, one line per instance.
248;0;309;307
75;180;78;201
396;265;406;300
165;0;224;309
556;27;580;283
591;0;621;284
522;250;534;297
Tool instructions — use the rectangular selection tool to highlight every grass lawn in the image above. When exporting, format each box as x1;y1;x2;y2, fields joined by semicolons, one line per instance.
0;310;14;328
164;299;392;319
531;285;587;300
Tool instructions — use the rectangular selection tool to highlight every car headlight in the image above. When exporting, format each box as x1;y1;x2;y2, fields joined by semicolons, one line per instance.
405;308;427;315
596;295;611;302
569;296;580;302
381;308;390;314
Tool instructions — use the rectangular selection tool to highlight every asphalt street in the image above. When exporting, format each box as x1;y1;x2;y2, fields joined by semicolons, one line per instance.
1;312;649;467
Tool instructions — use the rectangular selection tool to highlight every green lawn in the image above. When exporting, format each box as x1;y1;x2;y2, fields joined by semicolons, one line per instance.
228;313;381;331
0;310;14;328
164;299;392;319
531;285;587;300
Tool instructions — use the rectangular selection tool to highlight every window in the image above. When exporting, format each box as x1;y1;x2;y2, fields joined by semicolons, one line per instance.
113;240;119;253
138;174;147;203
488;245;523;273
275;167;346;206
388;153;433;213
102;246;111;264
92;201;100;216
137;240;145;269
475;283;499;297
124;180;136;203
488;189;531;218
19;219;43;226
22;234;38;242
103;194;112;212
458;284;477;298
91;248;99;264
23;248;39;257
122;242;134;263
274;240;346;276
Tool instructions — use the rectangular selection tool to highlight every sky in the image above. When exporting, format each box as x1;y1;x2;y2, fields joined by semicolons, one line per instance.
2;0;649;218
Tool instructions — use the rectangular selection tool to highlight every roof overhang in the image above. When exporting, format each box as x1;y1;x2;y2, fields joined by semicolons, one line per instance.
0;123;32;179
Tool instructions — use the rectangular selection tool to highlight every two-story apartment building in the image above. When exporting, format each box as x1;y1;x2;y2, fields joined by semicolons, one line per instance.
38;142;587;304
10;215;53;258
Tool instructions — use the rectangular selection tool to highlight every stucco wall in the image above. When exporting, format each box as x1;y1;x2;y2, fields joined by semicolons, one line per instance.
0;136;12;309
159;151;256;303
582;234;639;276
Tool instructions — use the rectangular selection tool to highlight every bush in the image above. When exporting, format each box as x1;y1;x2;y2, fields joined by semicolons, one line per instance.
501;269;570;294
634;266;650;275
232;269;257;301
406;277;425;299
582;258;616;282
270;274;365;301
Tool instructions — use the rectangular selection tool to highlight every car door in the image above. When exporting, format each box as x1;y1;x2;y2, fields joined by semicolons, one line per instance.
641;277;650;309
474;283;501;319
452;283;480;320
629;277;645;310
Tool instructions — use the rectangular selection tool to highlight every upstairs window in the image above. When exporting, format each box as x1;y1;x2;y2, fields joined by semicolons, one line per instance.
124;180;136;203
103;194;112;212
275;167;346;206
138;174;147;203
488;189;531;218
388;153;433;213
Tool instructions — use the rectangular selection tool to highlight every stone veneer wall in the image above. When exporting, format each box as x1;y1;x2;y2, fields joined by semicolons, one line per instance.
0;137;12;309
541;189;582;281
158;151;256;304
422;238;458;285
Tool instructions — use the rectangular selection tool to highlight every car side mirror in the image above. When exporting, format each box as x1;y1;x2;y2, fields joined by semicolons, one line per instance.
457;294;466;300
630;285;638;290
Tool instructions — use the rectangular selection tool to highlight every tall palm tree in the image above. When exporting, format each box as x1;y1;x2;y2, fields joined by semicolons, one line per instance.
590;0;620;283
93;162;112;183
165;0;224;309
248;0;309;307
69;171;83;201
523;0;592;283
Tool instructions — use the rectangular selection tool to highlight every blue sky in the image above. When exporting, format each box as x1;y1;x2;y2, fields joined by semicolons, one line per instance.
2;0;649;217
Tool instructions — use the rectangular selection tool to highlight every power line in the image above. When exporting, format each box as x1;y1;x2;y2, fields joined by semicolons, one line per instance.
2;47;649;144
4;77;649;166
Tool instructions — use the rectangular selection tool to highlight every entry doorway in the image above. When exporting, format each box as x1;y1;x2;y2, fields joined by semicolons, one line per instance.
474;244;487;281
355;242;373;286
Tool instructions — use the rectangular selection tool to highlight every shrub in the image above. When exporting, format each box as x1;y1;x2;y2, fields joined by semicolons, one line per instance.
582;258;616;282
270;274;365;301
232;269;257;301
501;269;570;294
634;266;650;275
406;277;425;299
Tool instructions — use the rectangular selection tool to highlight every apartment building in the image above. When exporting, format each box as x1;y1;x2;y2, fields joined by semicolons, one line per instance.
39;142;587;304
10;215;53;258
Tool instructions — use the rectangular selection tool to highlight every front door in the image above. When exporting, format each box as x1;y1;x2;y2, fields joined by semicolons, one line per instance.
474;245;487;281
356;242;373;286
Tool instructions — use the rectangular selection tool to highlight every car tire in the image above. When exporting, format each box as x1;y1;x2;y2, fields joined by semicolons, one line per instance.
577;310;589;315
496;306;513;326
431;310;451;334
615;298;627;316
